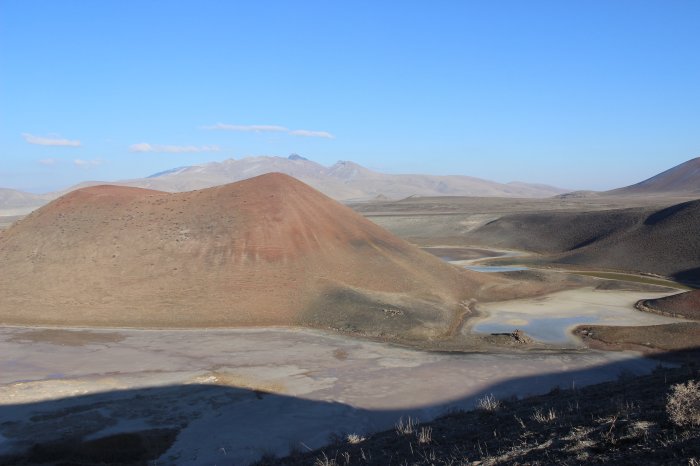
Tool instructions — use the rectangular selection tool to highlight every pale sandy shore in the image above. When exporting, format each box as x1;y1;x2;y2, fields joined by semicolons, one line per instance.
471;287;685;344
0;326;665;465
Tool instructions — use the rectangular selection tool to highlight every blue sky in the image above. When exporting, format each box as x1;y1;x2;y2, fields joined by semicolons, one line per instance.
1;1;699;192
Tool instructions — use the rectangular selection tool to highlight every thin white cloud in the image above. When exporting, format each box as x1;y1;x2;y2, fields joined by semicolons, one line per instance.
202;123;335;139
129;143;221;153
288;129;335;139
38;158;59;166
202;123;289;133
22;133;81;147
74;159;102;167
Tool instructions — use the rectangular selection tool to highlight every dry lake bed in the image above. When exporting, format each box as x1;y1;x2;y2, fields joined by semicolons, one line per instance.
0;325;671;465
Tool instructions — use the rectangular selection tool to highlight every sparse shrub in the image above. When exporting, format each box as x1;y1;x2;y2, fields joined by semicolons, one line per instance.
476;394;501;412
346;433;365;444
667;380;700;427
395;416;418;435
417;426;433;444
532;407;557;424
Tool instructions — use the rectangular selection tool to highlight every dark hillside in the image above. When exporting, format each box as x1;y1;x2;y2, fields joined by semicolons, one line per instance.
608;157;700;195
466;200;700;282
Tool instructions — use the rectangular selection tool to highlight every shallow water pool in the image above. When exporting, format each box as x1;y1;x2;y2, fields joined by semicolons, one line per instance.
464;265;529;273
474;315;600;343
471;288;684;346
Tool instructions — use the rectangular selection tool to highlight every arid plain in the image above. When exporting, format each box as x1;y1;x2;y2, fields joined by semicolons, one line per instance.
0;157;698;465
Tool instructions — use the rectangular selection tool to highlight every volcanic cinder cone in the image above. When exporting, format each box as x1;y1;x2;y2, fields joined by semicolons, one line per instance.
0;173;496;339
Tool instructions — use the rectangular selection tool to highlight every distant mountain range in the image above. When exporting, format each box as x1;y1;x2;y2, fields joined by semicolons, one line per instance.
0;188;54;216
81;155;569;199
0;155;568;215
2;155;698;216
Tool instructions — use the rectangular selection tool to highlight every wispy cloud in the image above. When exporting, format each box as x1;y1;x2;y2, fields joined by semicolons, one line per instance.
201;123;289;133
22;133;81;147
288;129;335;139
203;123;335;139
129;143;221;153
38;158;60;166
74;159;102;167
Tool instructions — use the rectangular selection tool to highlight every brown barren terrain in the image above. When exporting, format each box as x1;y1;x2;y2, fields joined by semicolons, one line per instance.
0;173;508;341
574;323;700;353
637;290;700;320
608;156;700;196
574;289;700;353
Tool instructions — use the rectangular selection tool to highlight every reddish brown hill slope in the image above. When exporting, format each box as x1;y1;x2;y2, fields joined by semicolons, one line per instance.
0;173;497;339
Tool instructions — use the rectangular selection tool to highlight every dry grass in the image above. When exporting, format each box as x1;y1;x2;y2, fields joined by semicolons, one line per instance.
394;417;418;435
476;393;501;412
531;407;557;424
416;427;432;445
313;452;338;466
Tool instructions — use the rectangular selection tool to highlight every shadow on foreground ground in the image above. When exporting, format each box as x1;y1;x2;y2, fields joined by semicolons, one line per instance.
0;349;697;465
276;351;700;466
